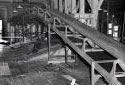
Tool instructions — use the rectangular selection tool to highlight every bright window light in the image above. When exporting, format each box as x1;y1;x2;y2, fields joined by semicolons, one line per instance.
0;20;2;33
114;26;118;31
108;30;112;34
113;32;118;37
108;23;112;29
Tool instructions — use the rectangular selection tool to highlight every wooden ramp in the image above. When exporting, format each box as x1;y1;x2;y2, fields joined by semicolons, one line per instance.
10;4;125;85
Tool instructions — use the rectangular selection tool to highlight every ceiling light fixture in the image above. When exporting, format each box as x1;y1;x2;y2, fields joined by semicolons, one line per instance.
103;10;107;12
17;4;23;9
13;9;18;13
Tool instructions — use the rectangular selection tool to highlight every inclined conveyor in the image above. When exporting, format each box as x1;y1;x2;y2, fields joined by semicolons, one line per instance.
9;3;125;85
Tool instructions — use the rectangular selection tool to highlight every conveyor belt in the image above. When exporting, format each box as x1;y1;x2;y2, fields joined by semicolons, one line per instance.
10;5;125;85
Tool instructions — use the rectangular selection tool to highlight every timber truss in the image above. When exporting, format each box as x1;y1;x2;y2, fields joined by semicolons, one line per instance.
9;3;125;85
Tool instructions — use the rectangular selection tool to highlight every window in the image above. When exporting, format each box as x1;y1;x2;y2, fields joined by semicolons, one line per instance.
0;20;2;34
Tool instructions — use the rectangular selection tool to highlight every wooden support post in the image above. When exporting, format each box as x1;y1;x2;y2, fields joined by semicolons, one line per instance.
38;24;41;38
65;46;68;64
48;24;51;61
91;62;95;85
30;25;32;40
50;0;54;9
68;0;72;13
53;0;59;10
59;0;63;12
65;25;68;64
71;0;76;14
110;60;117;76
122;11;125;43
92;0;99;29
74;53;77;65
7;23;10;37
92;0;104;29
91;62;102;85
22;17;25;42
65;0;68;14
10;26;13;46
80;0;85;15
82;38;86;53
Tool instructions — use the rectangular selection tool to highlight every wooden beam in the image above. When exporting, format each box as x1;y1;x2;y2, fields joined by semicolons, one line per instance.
65;0;68;13
67;0;72;13
53;0;58;10
86;0;93;9
80;0;85;14
98;0;104;10
92;0;99;28
71;0;76;14
48;24;51;61
59;0;63;12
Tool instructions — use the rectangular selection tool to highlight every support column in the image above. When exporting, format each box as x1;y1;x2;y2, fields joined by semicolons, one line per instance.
67;0;72;13
48;24;51;61
65;0;68;14
92;0;99;29
65;46;68;64
10;26;14;46
50;0;54;8
38;24;41;38
71;0;76;14
80;0;85;15
22;17;25;42
53;0;59;10
75;54;77;64
59;0;63;12
65;26;68;64
7;23;10;37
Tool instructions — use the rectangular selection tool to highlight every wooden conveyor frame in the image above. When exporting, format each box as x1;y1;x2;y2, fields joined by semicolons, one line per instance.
9;4;125;85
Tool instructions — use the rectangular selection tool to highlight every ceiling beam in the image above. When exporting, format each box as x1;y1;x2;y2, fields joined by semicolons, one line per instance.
98;0;104;10
86;0;93;9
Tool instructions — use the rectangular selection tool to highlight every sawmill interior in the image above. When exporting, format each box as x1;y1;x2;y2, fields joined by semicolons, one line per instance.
0;0;125;85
